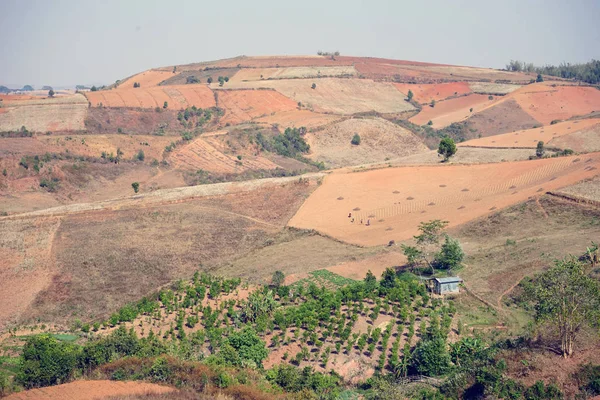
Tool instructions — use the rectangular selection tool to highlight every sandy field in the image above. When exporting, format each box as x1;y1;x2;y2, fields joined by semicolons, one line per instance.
216;89;297;125
214;78;415;114
510;84;600;125
4;380;175;400
460;118;600;148
0;94;88;132
85;85;215;109
118;69;174;88
254;109;341;130
410;94;497;128
228;66;357;82
306;117;428;168
288;153;600;246
393;82;472;103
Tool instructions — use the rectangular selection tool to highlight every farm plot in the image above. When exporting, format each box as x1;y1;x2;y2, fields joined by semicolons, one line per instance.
468;82;522;95
410;93;496;128
216;78;415;115
306;117;428;168
170;136;279;173
459;119;600;149
216;89;298;125
0;94;88;132
404;65;535;83
393;82;472;103
4;380;175;400
85;85;215;109
118;69;174;88
288;153;600;246
254;110;342;130
510;84;600;125
228;66;357;82
548;122;600;153
466;98;541;137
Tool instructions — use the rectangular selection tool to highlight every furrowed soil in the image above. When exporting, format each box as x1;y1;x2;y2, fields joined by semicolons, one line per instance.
555;175;600;203
4;380;175;400
85;85;215;109
466;98;541;137
84;107;184;135
119;70;175;88
459;118;600;149
213;78;415;114
409;94;497;128
288;153;600;246
254;110;342;130
393;82;472;104
228;66;357;82
216;89;298;125
305;117;428;168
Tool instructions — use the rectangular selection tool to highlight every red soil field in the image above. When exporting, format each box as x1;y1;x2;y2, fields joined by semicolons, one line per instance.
254;110;342;130
4;380;174;400
410;93;496;128
393;82;472;103
510;84;600;125
85;85;215;109
217;89;298;125
119;69;174;88
459;118;600;148
288;153;600;246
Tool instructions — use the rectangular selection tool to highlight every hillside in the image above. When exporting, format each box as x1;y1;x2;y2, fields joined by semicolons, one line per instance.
1;54;600;399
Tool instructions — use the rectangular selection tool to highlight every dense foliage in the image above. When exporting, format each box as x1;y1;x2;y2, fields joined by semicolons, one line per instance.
506;59;600;84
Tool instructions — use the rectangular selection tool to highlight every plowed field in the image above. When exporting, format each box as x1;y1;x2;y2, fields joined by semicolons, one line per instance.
4;380;175;400
85;85;215;109
510;84;600;125
216;78;415;114
229;66;357;82
410;94;496;128
393;82;472;103
306;117;428;168
460;119;600;148
254;110;341;129
119;69;174;88
288;153;600;246
468;82;522;95
216;89;297;125
170;136;278;173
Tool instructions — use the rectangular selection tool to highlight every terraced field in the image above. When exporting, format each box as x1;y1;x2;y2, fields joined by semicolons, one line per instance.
410;93;497;128
288;153;600;246
254;109;342;129
118;69;174;88
228;65;357;82
393;82;472;103
85;85;215;109
216;89;298;125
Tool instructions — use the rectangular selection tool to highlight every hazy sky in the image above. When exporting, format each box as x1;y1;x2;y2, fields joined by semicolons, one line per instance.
1;0;599;87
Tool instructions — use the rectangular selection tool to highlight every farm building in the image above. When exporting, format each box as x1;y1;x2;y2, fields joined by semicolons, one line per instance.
433;277;462;295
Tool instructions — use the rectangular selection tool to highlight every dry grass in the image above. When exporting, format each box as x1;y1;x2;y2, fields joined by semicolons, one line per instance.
228;66;357;82
468;82;522;95
466;98;541;138
556;176;600;202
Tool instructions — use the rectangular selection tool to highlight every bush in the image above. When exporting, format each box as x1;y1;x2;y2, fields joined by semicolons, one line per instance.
131;182;140;193
136;150;145;161
186;76;199;84
536;141;545;158
163;101;168;109
311;83;317;89
351;133;361;145
411;337;452;376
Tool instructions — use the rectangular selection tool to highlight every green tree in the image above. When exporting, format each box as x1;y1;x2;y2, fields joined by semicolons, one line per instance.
136;149;145;161
438;137;457;162
163;101;168;109
525;257;600;357
434;235;464;270
407;89;414;102
90;86;98;92
207;77;213;84
48;89;55;98
17;334;80;388
131;182;140;193
431;99;436;108
536;141;545;158
223;327;268;368
311;83;317;89
403;220;449;274
536;73;544;82
271;270;285;287
411;337;452;376
351;133;361;145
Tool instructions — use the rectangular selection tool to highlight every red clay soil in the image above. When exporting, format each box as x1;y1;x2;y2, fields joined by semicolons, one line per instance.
410;94;496;128
4;380;175;400
394;82;472;104
254;110;342;130
217;89;298;125
460;118;600;148
85;85;215;109
288;153;600;246
510;84;600;125
119;70;173;88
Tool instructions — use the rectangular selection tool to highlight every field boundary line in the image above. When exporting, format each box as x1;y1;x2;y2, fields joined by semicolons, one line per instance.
546;191;600;208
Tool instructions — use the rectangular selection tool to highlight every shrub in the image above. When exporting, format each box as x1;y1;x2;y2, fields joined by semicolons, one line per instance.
411;337;452;376
163;101;168;109
136;150;145;161
488;95;494;100
311;83;317;89
536;141;545;158
186;76;199;84
133;82;140;88
351;133;361;145
536;73;544;82
131;182;140;193
407;90;414;101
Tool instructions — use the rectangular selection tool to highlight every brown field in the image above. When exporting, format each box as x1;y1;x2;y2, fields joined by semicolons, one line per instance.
119;69;175;88
159;68;240;86
85;85;215;109
393;82;472;103
305;117;428;168
84;107;185;135
404;65;536;83
288;153;600;246
549;122;600;153
324;251;405;280
410;93;497;128
170;136;279;173
466;98;541;137
555;176;600;203
510;84;600;125
0;94;88;132
253;110;342;130
228;66;357;82
168;55;354;70
389;147;536;165
468;81;522;95
4;380;175;400
216;78;415;114
216;89;298;125
459;118;600;149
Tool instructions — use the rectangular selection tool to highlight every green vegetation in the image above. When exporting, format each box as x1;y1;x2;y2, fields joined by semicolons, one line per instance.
311;83;317;89
437;137;457;162
131;182;140;193
351;133;361;145
507;59;600;84
186;76;199;84
136;149;145;161
163;101;168;109
133;82;140;88
48;89;55;98
536;140;545;158
407;89;414;102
